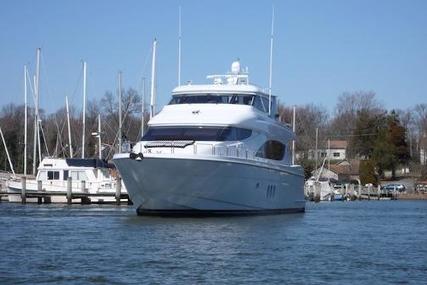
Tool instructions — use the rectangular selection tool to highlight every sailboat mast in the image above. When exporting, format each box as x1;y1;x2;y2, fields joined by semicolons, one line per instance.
24;65;28;176
98;114;102;159
268;6;274;116
65;96;73;158
82;61;86;158
118;71;122;152
81;61;87;158
33;48;41;174
0;126;15;176
292;105;296;165
150;39;157;119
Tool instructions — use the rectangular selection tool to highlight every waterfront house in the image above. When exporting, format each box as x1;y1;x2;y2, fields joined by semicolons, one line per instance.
308;140;348;161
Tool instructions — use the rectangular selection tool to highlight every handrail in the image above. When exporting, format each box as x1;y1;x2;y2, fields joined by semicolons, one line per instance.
154;142;263;163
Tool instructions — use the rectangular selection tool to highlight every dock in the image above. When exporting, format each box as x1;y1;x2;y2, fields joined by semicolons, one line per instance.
0;189;131;205
0;173;131;205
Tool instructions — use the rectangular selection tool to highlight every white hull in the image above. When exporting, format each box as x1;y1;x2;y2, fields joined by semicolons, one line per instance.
114;154;305;215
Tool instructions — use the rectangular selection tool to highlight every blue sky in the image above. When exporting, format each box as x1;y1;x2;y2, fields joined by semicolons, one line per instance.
0;0;426;114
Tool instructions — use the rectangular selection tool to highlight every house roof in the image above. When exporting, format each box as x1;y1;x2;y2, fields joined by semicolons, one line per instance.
329;140;348;149
329;159;360;175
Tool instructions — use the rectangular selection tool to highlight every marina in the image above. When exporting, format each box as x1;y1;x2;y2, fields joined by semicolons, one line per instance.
0;1;427;284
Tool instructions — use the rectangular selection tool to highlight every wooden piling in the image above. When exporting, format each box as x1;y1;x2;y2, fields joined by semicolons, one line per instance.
67;177;72;205
37;180;43;204
21;176;26;204
377;185;381;200
358;184;362;200
116;177;122;205
368;185;371;200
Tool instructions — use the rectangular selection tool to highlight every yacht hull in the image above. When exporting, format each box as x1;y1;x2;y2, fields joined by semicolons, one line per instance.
113;154;305;216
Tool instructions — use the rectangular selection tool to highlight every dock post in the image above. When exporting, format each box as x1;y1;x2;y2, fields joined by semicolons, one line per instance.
21;176;26;204
67;177;72;205
368;185;371;200
358;184;362;200
377;185;381;200
116;177;122;205
37;180;43;204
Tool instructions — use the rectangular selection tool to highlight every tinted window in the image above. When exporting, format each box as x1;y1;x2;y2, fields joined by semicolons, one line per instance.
170;95;231;104
230;95;253;105
253;96;267;112
256;140;286;160
261;97;270;112
142;127;252;141
63;170;69;181
47;171;60;180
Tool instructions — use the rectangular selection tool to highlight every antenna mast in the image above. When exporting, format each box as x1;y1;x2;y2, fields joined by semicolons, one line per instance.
268;6;275;116
150;38;157;119
178;6;182;86
141;77;146;136
81;61;87;158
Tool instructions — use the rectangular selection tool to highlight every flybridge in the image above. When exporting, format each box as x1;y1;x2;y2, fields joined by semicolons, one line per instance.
170;61;278;118
172;61;264;94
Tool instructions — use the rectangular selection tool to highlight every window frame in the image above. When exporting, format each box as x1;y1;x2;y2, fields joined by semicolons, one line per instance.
142;126;252;142
256;140;286;161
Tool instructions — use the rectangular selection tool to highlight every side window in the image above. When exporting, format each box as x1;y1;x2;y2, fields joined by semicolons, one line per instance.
47;171;60;180
256;140;286;160
252;96;266;112
261;97;270;112
236;128;252;140
63;170;69;181
70;171;88;181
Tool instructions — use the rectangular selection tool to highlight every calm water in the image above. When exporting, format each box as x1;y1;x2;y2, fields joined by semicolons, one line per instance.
0;201;426;284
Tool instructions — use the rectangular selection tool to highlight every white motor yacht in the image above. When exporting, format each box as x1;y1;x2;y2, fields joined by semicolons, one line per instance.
113;61;305;215
7;157;126;203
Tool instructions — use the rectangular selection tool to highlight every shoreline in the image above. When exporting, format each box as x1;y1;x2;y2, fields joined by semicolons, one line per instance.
396;193;427;200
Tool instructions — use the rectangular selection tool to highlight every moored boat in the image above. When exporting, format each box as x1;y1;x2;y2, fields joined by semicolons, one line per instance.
7;157;126;203
113;61;305;216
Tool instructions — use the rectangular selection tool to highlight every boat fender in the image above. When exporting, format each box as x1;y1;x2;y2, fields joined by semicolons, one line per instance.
136;153;144;161
129;152;137;160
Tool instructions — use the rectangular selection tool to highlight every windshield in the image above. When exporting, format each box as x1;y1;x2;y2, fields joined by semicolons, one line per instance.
169;93;268;112
169;94;232;104
142;127;252;141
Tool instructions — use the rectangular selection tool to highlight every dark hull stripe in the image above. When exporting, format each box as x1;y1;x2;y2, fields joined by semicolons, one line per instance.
136;207;305;217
